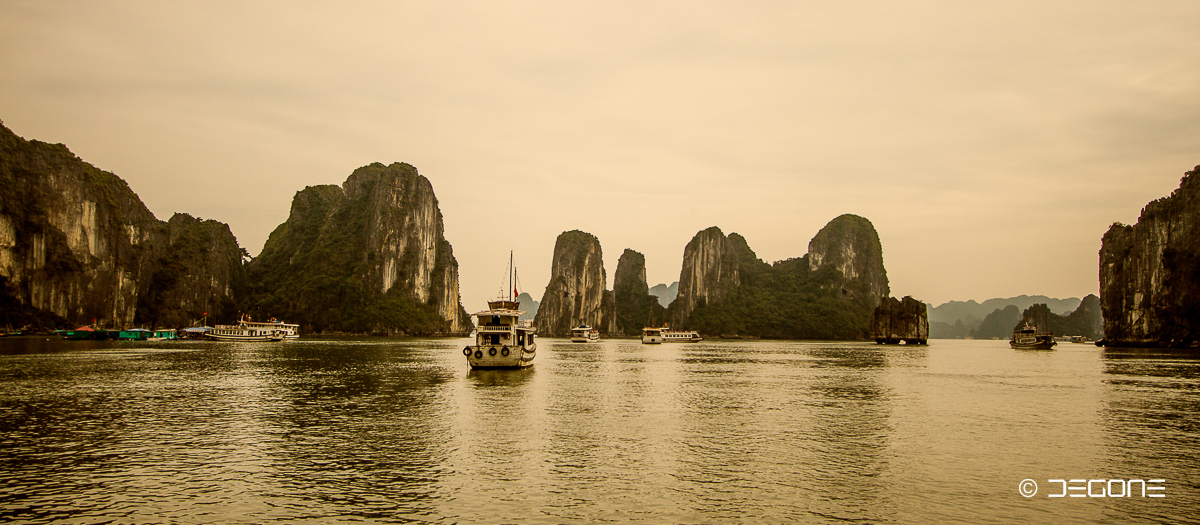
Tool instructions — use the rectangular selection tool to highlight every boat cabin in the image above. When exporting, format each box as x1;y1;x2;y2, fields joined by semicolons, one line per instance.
466;299;537;369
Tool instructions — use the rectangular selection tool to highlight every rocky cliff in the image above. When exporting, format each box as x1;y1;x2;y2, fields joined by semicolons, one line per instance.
808;214;889;309
612;248;666;335
533;230;607;337
1019;297;1103;341
670;215;890;339
1100;166;1200;347
871;296;928;344
671;227;753;326
134;213;246;328
248;162;470;335
0;122;243;329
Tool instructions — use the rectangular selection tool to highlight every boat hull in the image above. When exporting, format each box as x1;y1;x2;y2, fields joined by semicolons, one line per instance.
207;333;284;342
1010;335;1056;350
1010;341;1056;350
465;343;536;369
662;334;703;343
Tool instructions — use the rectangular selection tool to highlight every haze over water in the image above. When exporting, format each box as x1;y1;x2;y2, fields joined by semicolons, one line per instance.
1;338;1197;523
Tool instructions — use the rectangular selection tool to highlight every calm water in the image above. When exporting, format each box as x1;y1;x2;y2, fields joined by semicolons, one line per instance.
0;337;1197;523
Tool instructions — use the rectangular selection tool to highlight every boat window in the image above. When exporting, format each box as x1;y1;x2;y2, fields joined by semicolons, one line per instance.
517;332;525;345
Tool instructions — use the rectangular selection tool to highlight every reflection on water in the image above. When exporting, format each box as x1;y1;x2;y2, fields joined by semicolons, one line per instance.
0;337;1198;523
1101;347;1200;523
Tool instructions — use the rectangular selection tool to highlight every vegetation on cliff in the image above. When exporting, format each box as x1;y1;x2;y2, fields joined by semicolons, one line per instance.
247;163;468;335
667;216;887;339
970;305;1021;339
134;214;247;328
0;122;244;329
612;249;666;335
1018;296;1103;340
534;230;607;337
682;255;877;338
1101;165;1200;347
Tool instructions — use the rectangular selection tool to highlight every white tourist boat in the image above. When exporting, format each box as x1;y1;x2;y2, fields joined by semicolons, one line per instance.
570;325;600;343
641;327;663;344
208;315;300;342
641;326;703;344
463;253;536;369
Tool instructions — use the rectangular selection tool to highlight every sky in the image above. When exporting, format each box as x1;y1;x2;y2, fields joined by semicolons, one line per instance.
2;1;1198;310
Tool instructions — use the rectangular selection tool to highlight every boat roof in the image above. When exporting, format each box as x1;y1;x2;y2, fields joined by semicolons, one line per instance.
471;308;525;317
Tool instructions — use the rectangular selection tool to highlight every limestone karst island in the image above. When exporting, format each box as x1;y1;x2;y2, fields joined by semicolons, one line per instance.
1;120;1197;348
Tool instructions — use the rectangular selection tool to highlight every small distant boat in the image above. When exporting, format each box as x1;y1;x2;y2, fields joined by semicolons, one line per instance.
464;252;536;369
115;328;176;341
641;326;702;344
208;315;298;342
641;327;663;344
570;325;600;343
1010;322;1056;350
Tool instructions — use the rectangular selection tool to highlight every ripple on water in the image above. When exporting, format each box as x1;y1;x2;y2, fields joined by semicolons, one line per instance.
0;338;1198;522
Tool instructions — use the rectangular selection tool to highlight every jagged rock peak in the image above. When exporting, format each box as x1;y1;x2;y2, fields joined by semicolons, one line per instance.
614;248;649;296
533;230;607;336
672;227;756;326
1100;165;1200;347
807;214;889;308
251;161;470;334
611;248;666;335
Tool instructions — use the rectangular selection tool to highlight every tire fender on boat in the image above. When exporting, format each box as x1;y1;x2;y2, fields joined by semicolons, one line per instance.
501;346;509;356
474;350;483;359
463;346;472;356
488;347;497;356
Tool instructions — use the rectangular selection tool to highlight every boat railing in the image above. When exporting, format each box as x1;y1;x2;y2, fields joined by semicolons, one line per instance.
478;324;513;333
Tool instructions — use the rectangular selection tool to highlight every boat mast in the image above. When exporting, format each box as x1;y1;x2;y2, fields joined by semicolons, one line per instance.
509;250;514;302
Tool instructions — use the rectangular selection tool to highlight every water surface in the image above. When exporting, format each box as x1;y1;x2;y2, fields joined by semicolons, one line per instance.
0;337;1197;523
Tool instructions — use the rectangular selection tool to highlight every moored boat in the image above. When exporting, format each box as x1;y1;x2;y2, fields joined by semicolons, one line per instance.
207;315;299;342
570;325;600;342
641;326;702;344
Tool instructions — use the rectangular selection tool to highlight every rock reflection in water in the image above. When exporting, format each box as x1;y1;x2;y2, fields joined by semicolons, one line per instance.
1;337;1199;523
1101;347;1200;519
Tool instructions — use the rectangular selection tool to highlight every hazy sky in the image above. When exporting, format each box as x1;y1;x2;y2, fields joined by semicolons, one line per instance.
2;1;1198;310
